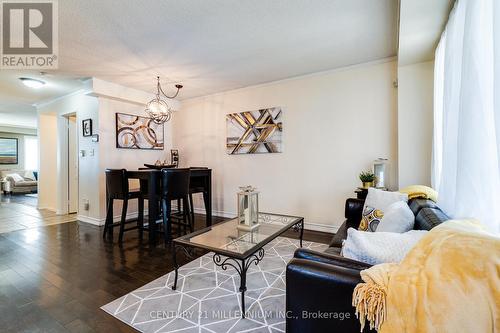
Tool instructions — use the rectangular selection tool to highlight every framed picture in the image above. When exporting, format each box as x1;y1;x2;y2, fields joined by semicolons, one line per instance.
82;119;92;137
226;107;283;154
115;113;164;150
171;149;179;167
0;138;18;164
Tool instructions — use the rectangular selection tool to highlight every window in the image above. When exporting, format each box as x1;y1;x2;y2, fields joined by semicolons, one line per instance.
24;136;38;171
432;0;500;234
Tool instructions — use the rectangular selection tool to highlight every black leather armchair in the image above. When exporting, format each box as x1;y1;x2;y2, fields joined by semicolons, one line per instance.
286;197;448;333
286;250;372;332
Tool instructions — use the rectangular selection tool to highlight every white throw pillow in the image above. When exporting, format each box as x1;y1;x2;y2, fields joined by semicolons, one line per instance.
24;171;36;181
7;173;24;183
363;188;408;212
359;188;408;232
376;201;415;233
342;228;427;265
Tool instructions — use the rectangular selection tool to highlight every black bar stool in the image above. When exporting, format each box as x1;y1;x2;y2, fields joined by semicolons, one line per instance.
188;167;209;225
104;169;144;242
161;168;192;245
136;177;163;241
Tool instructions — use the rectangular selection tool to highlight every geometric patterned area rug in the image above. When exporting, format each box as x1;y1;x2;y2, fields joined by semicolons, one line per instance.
101;237;328;333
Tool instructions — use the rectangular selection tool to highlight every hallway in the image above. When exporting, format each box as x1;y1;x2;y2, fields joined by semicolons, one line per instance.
0;195;76;234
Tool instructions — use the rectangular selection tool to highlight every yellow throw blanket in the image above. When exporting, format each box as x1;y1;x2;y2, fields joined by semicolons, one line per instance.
353;220;500;332
398;185;438;202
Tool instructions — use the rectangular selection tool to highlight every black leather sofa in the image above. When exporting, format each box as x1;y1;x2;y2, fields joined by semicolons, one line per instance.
286;198;449;333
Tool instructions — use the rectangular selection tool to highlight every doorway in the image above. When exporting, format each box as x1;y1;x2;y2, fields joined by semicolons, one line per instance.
67;115;78;214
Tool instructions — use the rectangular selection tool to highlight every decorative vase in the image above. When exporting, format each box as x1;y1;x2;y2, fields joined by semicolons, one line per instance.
362;181;373;189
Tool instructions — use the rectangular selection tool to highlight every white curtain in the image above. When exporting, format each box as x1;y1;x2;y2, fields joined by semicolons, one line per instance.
433;0;500;234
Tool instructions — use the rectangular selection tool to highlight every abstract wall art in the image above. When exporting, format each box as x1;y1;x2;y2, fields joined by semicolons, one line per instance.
0;138;18;164
82;118;92;137
116;113;164;150
226;107;283;155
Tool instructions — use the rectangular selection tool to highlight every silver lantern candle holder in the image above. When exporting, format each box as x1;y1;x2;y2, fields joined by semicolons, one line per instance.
373;158;389;189
237;186;260;232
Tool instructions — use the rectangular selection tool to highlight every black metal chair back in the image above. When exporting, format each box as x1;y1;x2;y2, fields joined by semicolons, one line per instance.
161;168;191;200
105;169;129;200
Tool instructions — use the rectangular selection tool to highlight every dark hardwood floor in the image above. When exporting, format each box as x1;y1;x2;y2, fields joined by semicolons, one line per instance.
1;193;38;207
0;214;332;332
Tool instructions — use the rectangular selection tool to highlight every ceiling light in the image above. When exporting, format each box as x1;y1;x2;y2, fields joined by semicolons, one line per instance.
145;76;182;124
19;77;45;89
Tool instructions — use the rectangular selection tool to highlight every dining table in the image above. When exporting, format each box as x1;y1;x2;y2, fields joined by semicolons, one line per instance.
125;167;212;244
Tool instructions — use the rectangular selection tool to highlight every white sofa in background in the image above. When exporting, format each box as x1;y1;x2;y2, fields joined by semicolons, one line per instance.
0;170;38;194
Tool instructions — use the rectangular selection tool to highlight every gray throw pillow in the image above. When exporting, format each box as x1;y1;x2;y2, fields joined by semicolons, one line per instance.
376;201;415;233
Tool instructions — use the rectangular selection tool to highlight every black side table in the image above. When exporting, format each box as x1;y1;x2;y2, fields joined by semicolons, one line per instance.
354;187;368;199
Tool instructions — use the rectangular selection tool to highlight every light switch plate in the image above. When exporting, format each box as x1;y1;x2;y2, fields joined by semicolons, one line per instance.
83;199;89;211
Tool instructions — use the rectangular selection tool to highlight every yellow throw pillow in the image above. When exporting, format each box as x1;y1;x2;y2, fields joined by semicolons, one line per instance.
359;206;384;232
399;185;438;202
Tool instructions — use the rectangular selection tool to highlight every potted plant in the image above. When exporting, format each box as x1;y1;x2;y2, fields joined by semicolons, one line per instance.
359;171;375;189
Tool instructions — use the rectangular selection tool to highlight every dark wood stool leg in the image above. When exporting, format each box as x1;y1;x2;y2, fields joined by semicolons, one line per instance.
138;197;144;240
103;198;114;238
189;197;194;231
162;198;172;246
183;199;187;235
184;197;193;232
118;199;128;243
189;193;195;226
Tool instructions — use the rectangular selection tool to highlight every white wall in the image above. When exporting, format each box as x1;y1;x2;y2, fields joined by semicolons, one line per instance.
398;61;434;188
173;60;398;232
75;96;100;221
38;113;58;210
97;97;173;221
38;92;100;216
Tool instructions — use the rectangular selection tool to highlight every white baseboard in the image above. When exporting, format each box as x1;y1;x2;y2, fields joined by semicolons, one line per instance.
77;206;339;234
76;215;103;226
37;206;56;212
192;207;338;234
193;207;235;218
304;222;338;234
77;210;147;226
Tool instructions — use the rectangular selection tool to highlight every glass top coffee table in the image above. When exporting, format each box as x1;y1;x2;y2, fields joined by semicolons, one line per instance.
171;212;304;318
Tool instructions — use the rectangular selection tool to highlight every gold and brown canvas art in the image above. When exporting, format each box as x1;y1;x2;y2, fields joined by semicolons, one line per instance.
116;113;164;150
226;107;283;154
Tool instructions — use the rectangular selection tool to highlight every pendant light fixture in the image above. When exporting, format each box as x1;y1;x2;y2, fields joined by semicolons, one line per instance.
145;76;182;124
19;77;46;89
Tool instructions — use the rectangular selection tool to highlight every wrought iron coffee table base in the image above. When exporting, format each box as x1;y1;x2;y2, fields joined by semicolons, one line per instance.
171;219;304;317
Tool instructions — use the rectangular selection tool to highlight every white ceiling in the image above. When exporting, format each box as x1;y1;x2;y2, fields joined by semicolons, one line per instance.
0;71;85;128
1;0;400;128
0;101;38;129
398;0;454;66
0;71;85;106
55;0;399;100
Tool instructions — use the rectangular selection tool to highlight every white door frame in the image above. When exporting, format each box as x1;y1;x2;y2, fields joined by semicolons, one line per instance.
56;112;78;215
67;115;78;213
